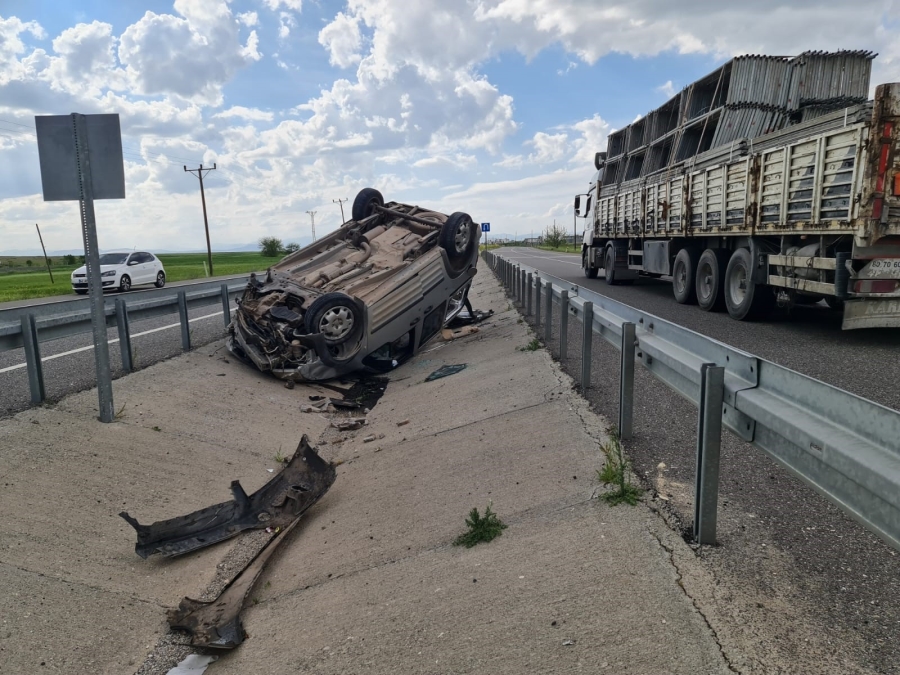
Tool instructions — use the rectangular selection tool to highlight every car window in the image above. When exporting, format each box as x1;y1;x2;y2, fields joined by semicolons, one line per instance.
136;252;151;263
99;253;129;265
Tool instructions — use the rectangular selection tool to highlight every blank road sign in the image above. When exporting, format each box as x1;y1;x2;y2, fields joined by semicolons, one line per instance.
35;114;125;201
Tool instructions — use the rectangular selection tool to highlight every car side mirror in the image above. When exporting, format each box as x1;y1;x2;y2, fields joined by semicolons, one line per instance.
128;260;139;266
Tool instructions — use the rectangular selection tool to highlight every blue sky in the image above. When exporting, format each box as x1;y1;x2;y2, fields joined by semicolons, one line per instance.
1;0;898;254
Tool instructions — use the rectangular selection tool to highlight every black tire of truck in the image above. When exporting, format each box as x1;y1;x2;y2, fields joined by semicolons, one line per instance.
439;212;478;272
604;246;633;286
583;251;598;279
672;247;700;304
724;248;775;321
695;248;730;311
351;188;384;222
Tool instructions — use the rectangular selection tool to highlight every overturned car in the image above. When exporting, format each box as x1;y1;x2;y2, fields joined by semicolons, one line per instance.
227;188;481;381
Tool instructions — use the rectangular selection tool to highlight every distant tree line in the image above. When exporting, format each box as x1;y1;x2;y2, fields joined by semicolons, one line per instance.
259;237;300;257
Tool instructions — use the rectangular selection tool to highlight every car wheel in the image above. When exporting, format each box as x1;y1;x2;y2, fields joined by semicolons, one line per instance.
75;289;88;295
119;275;131;293
351;188;384;221
672;247;700;304
439;212;478;271
155;271;166;288
724;248;774;320
582;252;598;279
304;292;363;346
695;249;730;311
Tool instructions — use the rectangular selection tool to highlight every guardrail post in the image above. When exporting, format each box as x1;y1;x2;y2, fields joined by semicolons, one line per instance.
177;291;191;351
115;298;133;373
694;363;725;546
521;269;526;306
581;301;593;390
20;314;46;404
618;322;636;440
220;284;231;326
534;275;541;328
544;280;552;342
559;290;569;358
526;273;533;316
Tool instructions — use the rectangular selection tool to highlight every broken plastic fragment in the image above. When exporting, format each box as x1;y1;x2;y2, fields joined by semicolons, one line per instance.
425;364;467;381
165;653;218;675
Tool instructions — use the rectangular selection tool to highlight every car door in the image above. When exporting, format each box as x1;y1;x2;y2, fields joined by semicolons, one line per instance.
136;252;153;284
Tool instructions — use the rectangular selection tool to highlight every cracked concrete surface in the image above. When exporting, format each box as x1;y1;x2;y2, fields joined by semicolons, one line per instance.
3;265;743;674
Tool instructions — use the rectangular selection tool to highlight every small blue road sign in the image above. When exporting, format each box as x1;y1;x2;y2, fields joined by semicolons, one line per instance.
481;222;490;232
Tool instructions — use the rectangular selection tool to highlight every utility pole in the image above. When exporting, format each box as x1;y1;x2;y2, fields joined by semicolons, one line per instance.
184;164;216;276
333;198;347;223
306;210;317;241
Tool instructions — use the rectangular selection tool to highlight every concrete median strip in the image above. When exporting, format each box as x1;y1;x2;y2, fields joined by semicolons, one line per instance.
0;268;740;674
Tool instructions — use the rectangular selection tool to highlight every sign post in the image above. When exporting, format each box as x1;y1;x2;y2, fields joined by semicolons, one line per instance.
35;113;125;423
481;222;490;248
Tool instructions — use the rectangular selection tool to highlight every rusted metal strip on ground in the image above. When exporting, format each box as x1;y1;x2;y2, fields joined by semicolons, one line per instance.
120;435;336;558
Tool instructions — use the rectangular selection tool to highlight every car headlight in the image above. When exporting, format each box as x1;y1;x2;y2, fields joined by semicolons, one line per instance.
101;270;117;277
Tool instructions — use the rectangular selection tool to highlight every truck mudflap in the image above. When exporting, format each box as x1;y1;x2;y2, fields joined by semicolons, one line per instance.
842;298;900;329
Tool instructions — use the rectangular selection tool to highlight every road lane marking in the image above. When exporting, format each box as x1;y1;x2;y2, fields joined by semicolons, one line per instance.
0;311;224;374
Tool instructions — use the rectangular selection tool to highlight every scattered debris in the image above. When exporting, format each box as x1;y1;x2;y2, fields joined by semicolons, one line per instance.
120;436;336;558
441;326;479;341
446;307;494;327
563;640;576;646
363;435;376;443
330;418;367;431
284;380;295;389
426;364;467;381
309;394;326;401
330;399;362;410
396;419;410;427
165;653;218;675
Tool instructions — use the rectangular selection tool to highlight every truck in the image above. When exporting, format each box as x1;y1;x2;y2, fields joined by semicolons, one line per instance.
576;51;900;329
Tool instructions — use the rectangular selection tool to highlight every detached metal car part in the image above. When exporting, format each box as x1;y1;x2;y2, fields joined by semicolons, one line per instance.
119;436;336;558
226;188;481;381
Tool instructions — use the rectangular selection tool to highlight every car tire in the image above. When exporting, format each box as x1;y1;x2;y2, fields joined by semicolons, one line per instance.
119;275;131;293
304;292;363;346
695;249;729;311
439;212;478;272
582;252;598;279
351;188;384;221
75;289;88;295
155;271;166;288
724;248;774;320
672;247;700;304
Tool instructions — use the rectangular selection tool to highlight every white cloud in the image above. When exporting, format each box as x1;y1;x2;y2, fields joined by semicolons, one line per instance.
237;11;258;27
657;80;676;98
261;0;303;11
214;106;275;122
318;12;362;68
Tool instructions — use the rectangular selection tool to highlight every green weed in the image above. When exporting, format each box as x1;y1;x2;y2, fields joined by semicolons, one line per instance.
453;505;507;548
597;434;642;506
521;338;541;351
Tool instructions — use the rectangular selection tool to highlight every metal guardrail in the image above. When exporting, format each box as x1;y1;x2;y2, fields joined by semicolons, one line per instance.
484;251;900;551
1;276;250;404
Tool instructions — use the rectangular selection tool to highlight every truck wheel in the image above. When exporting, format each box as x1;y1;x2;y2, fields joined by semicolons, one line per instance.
351;188;384;221
695;249;729;311
724;248;774;320
582;252;598;279
672;247;700;304
604;247;634;286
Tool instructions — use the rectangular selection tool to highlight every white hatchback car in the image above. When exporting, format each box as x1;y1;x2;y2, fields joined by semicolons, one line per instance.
70;251;166;294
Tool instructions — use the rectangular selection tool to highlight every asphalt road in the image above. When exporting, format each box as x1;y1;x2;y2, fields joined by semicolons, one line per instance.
494;247;900;674
0;296;236;419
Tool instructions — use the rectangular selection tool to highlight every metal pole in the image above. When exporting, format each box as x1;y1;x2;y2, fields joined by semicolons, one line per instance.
178;290;191;351
221;284;231;326
115;298;133;372
73;113;114;423
21;313;45;404
198;167;213;276
35;223;53;284
544;280;552;342
559;290;569;359
694;363;725;545
581;301;593;390
526;272;533;316
306;210;317;241
333;198;347;223
619;322;636;440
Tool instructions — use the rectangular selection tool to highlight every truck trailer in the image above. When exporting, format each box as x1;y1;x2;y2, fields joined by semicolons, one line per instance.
577;51;900;329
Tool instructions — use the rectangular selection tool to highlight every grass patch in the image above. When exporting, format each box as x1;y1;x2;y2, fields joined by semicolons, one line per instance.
453;505;507;548
520;338;541;351
534;245;579;254
597;434;642;506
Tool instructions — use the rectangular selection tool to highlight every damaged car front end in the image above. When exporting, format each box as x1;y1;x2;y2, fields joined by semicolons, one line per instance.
227;188;481;381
